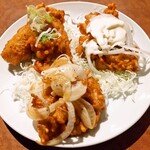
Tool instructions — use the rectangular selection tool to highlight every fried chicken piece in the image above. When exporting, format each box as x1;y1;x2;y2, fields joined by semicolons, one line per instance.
33;76;105;144
1;24;37;65
1;6;71;68
83;77;105;111
76;3;138;72
27;7;71;72
37;116;62;144
95;54;138;72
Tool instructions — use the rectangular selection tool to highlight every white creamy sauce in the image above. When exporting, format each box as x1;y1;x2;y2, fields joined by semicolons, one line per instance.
86;14;127;51
83;40;102;56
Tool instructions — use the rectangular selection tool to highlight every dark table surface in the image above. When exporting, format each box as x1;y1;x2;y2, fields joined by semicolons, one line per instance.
0;0;150;150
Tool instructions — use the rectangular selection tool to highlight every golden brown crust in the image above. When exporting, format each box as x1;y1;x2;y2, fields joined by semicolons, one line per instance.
95;54;138;72
76;4;138;72
1;24;37;65
29;7;71;72
83;77;105;111
104;3;118;17
1;6;71;69
32;76;105;144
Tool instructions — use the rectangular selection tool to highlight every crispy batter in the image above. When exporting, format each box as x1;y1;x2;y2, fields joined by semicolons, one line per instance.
76;4;138;72
104;3;118;17
37;116;63;143
76;34;138;72
95;54;138;72
29;7;71;72
83;77;105;111
32;77;105;144
1;6;71;71
1;24;37;65
70;114;88;136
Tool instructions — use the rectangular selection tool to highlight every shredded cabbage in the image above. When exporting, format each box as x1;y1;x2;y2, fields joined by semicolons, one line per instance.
94;70;138;99
64;14;81;55
13;67;43;111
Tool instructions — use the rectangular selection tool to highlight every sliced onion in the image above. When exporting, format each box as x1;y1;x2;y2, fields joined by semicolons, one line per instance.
27;90;51;121
71;64;87;80
27;98;65;121
26;100;50;121
41;67;58;78
73;99;96;129
69;81;87;101
119;50;139;56
79;98;96;128
105;47;139;56
50;74;71;98
42;54;87;82
38;102;75;146
62;80;72;101
42;63;86;82
85;49;103;75
73;101;92;129
50;54;70;68
51;75;87;101
42;56;87;102
124;22;134;47
48;99;65;112
48;72;87;102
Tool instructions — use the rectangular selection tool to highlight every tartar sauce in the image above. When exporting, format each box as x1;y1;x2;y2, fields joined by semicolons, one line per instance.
86;14;127;51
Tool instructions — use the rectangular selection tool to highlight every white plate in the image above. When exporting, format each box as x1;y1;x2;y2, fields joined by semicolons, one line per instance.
0;1;150;148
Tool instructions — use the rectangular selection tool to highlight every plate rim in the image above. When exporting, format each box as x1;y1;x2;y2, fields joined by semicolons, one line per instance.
0;1;150;148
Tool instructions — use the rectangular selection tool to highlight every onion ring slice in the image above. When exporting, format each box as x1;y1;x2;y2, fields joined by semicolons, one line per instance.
26;98;65;121
37;102;75;145
73;98;96;129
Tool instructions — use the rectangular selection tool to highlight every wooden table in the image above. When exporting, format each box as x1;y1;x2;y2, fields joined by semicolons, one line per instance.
0;0;149;149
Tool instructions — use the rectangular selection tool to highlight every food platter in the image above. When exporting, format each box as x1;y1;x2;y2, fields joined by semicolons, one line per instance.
0;1;150;148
